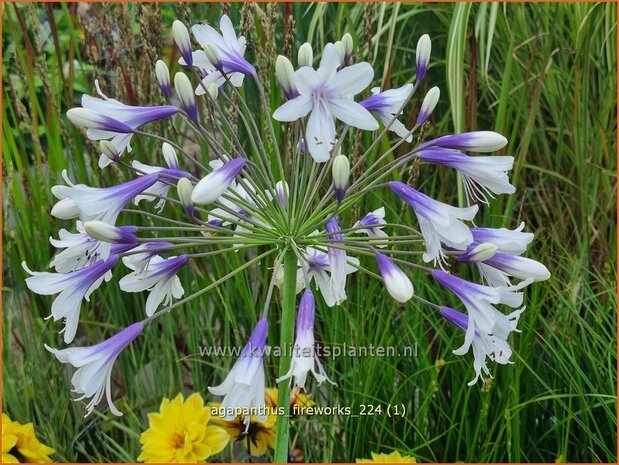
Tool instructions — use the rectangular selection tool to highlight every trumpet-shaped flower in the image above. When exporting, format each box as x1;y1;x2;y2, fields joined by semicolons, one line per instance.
121;242;173;273
326;217;348;305
50;221;112;272
360;85;414;141
470;222;534;255
352;207;388;246
375;251;414;303
51;170;166;225
208;318;269;422
440;306;522;385
66;81;177;168
432;270;531;353
276;290;333;389
273;43;378;162
119;255;188;317
420;131;508;153
190;14;254;91
45;322;143;416
476;252;550;287
390;181;477;263
23;256;118;343
418;149;515;202
192;158;246;205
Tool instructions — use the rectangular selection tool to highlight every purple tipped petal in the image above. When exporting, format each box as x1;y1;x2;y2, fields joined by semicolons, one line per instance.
296;290;316;333
439;306;469;332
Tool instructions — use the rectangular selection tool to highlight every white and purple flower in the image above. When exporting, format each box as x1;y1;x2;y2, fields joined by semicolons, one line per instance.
391;181;477;263
418;149;515;202
66;81;178;168
119;254;188;316
23;256;119;343
46;322;144;416
352;207;388;247
360;85;414;141
192;158;246;205
209;318;268;422
273;43;378;162
276;290;334;389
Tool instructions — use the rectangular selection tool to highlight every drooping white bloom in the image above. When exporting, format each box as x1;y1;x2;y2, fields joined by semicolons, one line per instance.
23;256;118;343
440;306;522;385
390;181;477;263
209;318;268;422
326;217;349;305
276;290;334;389
352;207;388;247
432;269;532;355
119;255;188;317
360;85;414;141
273;43;378;162
190;14;255;92
66;81;177;168
418;149;516;202
192;158;246;205
50;221;110;272
46;322;143;416
375;251;414;303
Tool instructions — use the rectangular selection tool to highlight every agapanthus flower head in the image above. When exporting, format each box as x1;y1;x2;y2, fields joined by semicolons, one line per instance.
30;16;549;447
45;322;143;416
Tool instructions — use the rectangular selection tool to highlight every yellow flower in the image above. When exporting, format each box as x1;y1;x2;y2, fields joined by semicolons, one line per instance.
356;451;417;463
2;414;55;463
265;387;315;415
138;393;229;463
210;403;276;457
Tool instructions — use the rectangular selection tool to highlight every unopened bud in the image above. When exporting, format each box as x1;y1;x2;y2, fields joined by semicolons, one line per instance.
275;55;297;99
458;242;498;263
203;44;221;68
416;86;440;126
174;72;198;122
207;83;219;100
172;20;193;67
162;143;179;170
332;155;350;202
155;60;171;97
334;41;346;65
416;34;432;81
298;42;313;67
84;221;138;245
99;140;119;163
177;178;195;217
341;33;353;64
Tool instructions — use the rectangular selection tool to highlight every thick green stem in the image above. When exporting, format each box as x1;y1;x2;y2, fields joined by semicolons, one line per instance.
273;251;297;462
